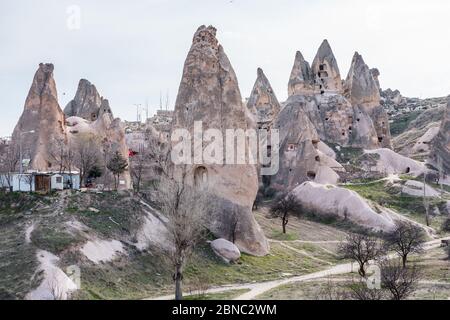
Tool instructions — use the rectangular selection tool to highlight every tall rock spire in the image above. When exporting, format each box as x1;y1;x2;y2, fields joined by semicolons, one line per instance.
171;25;269;256
288;51;314;96
247;68;281;129
344;52;391;148
12;63;66;171
64;79;112;121
344;52;381;108
311;40;343;93
431;98;450;174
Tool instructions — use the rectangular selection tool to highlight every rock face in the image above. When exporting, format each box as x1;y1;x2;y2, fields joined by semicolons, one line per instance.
284;44;387;150
286;94;380;149
402;180;440;198
65;80;131;190
171;25;269;256
311;40;343;93
344;53;392;148
269;98;343;190
288;51;315;96
292;182;396;231
210;239;241;263
345;53;381;108
64;79;111;121
393;106;444;157
247;68;281;129
430;98;450;174
365;148;425;176
12;63;67;171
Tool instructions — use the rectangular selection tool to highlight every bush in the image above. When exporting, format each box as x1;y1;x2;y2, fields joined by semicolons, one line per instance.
442;218;450;232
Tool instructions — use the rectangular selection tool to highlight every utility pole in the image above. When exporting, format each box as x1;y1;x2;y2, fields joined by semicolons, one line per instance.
134;104;142;122
165;90;169;111
423;172;430;227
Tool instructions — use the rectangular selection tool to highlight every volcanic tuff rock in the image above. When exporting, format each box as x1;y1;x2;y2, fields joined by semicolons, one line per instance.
64;79;113;121
66;83;131;189
288;51;315;96
430;98;450;174
171;25;268;256
292;182;396;232
288;94;380;149
269;97;343;190
344;53;381;108
12;63;67;171
344;52;392;148
392;106;445;157
311;40;343;93
247;68;281;129
285;43;387;150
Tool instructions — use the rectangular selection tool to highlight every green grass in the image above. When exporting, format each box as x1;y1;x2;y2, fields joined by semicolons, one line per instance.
68;250;173;300
69;192;144;238
344;181;447;230
289;243;341;264
390;111;422;136
0;223;39;300
184;243;326;286
30;226;84;255
270;230;298;241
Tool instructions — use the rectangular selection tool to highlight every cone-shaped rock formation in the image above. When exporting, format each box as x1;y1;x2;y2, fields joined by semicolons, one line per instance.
12;63;67;171
171;25;269;256
247;68;281;129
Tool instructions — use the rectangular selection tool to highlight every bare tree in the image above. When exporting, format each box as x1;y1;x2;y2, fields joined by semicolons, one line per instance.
270;192;302;234
159;169;206;300
349;280;386;300
0;144;19;190
380;259;421;300
252;190;263;210
72;134;100;187
384;222;426;268
228;207;239;244
49;137;68;173
130;144;147;193
338;233;385;277
19;173;34;193
315;278;350;300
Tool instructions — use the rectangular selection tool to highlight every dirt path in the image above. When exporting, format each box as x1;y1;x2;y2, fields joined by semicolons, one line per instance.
147;237;449;301
273;241;334;266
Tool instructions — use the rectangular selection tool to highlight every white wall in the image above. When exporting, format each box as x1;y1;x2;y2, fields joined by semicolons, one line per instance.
12;174;35;192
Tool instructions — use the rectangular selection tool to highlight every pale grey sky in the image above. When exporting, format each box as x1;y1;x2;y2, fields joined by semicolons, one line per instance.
1;0;450;137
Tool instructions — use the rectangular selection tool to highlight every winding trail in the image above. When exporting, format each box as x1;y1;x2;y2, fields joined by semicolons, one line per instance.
147;237;449;301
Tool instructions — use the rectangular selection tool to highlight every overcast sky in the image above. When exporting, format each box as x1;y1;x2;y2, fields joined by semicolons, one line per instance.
1;0;450;137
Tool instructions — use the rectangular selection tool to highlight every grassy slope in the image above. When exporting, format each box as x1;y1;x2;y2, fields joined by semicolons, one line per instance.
344;181;448;232
0;191;342;300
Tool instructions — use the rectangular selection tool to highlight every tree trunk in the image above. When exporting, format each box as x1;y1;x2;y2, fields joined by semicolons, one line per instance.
282;212;288;234
174;265;183;300
358;264;366;278
402;255;407;268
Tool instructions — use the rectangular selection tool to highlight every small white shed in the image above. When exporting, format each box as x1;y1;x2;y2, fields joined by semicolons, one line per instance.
51;174;64;191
